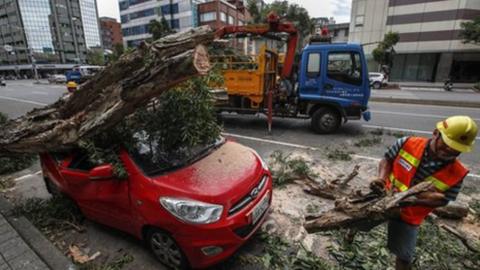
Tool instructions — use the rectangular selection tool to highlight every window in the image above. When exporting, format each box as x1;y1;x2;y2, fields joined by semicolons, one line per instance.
307;53;320;77
161;3;179;15
220;12;227;22
327;52;363;86
170;19;179;29
228;15;235;25
200;12;216;22
238;20;244;26
68;151;101;171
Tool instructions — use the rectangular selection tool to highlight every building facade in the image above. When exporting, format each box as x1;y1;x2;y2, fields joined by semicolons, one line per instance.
100;17;123;50
349;0;480;83
197;0;248;29
120;0;205;48
0;0;102;68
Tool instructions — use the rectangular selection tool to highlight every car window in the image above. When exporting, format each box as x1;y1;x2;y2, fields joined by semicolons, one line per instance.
327;52;363;86
68;151;101;172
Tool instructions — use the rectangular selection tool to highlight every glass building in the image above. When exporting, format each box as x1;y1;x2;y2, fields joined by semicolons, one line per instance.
17;0;55;54
79;0;102;48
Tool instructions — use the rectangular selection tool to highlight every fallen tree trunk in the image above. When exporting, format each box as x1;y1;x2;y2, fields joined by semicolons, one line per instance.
0;26;214;154
304;181;433;233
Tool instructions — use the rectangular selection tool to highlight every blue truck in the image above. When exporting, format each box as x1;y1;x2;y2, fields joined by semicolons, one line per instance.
214;15;370;133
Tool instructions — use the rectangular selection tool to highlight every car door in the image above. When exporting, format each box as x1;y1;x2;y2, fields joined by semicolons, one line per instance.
59;152;134;233
323;51;366;104
299;51;322;97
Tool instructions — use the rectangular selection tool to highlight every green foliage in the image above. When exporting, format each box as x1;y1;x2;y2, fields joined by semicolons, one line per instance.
0;112;36;175
246;0;262;23
86;49;105;66
107;43;125;63
12;196;83;237
79;72;222;177
327;148;353;161
148;17;174;41
268;151;318;187
372;31;399;67
325;221;480;270
354;137;382;147
236;233;333;269
460;17;480;44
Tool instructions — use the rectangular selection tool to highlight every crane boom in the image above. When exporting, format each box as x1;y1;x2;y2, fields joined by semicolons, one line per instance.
215;12;298;79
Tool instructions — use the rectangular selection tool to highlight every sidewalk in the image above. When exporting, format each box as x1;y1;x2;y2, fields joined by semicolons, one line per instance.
0;197;74;270
370;88;480;108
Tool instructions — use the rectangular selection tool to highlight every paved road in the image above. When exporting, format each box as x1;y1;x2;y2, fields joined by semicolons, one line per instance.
0;80;479;175
371;88;480;103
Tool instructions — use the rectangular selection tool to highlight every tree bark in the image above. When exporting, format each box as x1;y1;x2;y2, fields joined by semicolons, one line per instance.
0;26;214;154
304;181;434;233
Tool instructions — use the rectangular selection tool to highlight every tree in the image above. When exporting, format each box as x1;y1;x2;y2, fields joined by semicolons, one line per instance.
148;17;174;41
0;27;215;154
460;16;480;44
246;0;262;23
86;49;105;66
372;31;399;73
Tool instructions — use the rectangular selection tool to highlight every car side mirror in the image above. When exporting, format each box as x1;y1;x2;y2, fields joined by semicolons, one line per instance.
89;164;114;181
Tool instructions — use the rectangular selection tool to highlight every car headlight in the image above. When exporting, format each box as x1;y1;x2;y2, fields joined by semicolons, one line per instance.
160;197;223;224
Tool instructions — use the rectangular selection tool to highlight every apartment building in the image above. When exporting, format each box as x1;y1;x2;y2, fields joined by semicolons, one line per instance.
100;17;123;50
119;0;205;47
349;0;480;83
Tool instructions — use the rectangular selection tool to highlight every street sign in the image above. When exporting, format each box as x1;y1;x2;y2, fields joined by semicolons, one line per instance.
3;45;13;52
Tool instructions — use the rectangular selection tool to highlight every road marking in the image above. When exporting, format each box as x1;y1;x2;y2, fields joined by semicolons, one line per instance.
370;110;480;122
13;174;34;182
370;101;480;111
0;95;47;106
223;132;480;179
362;124;480;141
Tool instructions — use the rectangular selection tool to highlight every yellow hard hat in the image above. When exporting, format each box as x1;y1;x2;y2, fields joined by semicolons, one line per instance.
436;116;478;153
67;81;77;88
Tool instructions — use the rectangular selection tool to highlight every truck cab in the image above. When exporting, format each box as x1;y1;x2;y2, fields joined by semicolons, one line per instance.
297;43;371;133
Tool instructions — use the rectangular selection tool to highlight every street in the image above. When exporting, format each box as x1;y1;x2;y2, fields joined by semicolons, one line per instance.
1;80;479;175
1;80;480;269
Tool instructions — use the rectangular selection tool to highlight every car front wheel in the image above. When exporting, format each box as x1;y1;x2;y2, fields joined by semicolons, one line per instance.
373;81;382;89
147;228;189;270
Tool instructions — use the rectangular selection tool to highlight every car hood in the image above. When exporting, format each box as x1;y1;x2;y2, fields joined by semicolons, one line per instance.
151;141;264;206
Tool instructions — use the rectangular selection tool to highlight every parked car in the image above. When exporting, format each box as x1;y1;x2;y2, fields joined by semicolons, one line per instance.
369;72;387;89
40;136;272;269
48;74;67;84
0;77;5;86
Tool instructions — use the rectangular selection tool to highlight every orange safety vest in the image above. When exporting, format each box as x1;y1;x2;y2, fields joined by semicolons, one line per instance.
386;137;468;226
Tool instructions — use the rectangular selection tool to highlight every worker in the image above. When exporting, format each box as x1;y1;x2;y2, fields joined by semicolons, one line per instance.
370;115;477;270
66;81;78;93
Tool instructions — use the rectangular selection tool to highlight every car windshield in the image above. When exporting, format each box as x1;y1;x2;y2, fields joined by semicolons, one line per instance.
129;131;225;177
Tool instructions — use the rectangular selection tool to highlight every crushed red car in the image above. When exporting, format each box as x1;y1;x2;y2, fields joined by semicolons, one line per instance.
40;137;272;269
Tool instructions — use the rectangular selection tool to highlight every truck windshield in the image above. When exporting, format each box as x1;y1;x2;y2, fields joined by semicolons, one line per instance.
129;131;225;176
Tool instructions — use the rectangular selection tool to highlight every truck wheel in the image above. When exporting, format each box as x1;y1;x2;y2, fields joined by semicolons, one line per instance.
373;81;382;89
311;108;341;134
147;228;189;270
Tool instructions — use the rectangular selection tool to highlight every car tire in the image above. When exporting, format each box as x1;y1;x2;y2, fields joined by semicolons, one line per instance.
44;177;62;197
147;228;189;270
373;81;382;89
311;107;341;134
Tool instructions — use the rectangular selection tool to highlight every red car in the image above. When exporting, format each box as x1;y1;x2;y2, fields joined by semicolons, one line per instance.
40;137;272;269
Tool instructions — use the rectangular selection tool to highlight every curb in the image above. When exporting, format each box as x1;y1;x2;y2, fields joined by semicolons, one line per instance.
0;196;76;270
370;97;480;108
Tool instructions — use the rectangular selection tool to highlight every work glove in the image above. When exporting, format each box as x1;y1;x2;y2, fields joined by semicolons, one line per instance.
369;177;386;194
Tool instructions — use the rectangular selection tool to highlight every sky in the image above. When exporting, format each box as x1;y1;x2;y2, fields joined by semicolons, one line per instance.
96;0;352;23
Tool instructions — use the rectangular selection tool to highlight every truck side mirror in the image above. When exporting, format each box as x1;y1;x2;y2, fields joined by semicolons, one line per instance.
89;164;114;180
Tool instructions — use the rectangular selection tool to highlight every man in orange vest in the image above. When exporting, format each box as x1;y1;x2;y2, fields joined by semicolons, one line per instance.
370;115;477;270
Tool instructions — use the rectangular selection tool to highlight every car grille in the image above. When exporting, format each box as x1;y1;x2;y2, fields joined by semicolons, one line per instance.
233;209;268;238
228;175;268;216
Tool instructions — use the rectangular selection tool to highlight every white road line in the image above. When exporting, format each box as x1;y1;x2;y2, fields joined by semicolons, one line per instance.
370;101;480;111
223;132;480;179
362;124;480;141
370;110;480;121
13;174;34;182
0;95;47;106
